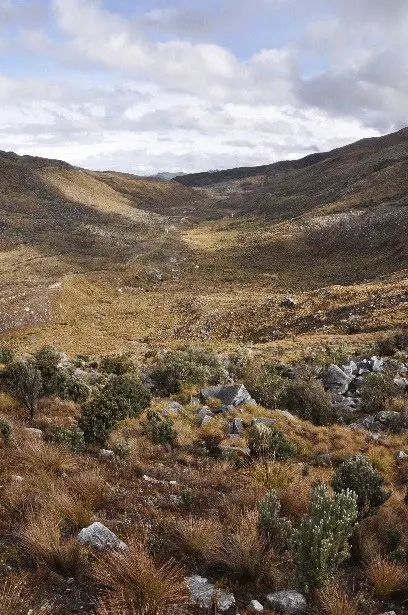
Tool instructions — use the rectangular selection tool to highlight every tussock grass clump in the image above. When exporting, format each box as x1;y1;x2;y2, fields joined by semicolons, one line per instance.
315;582;357;615
0;576;50;615
95;541;191;615
366;557;408;596
15;440;79;476
21;514;89;577
167;515;222;565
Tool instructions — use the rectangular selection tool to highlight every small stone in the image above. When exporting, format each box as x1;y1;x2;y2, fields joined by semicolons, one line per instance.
266;590;306;614
396;451;408;460
251;418;277;427
248;599;264;612
228;418;244;434
11;475;24;482
99;449;114;459
23;428;43;439
77;522;128;551
201;415;215;427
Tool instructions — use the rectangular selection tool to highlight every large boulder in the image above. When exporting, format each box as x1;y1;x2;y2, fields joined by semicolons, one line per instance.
77;522;128;551
201;384;252;409
266;590;306;614
324;365;353;394
187;576;236;614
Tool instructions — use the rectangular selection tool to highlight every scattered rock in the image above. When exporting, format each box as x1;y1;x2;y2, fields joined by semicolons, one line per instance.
201;384;252;408
11;475;24;482
99;449;115;459
266;590;306;614
162;401;184;416
187;575;236;614
23;428;43;439
228;418;244;434
324;364;352;394
201;415;215;427
248;599;264;612
77;522;128;551
396;451;408;460
219;444;251;458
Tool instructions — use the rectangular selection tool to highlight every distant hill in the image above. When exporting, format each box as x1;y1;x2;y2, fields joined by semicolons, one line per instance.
150;171;187;180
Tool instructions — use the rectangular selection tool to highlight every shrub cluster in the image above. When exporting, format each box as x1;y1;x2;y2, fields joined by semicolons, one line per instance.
146;409;177;446
282;378;334;425
331;455;391;518
148;347;223;396
248;423;297;460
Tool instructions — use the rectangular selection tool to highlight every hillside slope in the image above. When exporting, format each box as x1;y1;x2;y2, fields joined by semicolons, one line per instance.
0;130;407;355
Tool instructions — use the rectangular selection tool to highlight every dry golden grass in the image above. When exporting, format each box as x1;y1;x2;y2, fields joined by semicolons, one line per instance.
67;467;110;511
14;440;78;476
21;513;89;577
168;515;222;564
315;582;357;615
0;576;51;615
249;460;299;489
216;510;283;585
366;557;408;596
95;540;191;615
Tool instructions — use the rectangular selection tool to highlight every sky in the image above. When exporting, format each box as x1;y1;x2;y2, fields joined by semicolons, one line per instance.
0;0;407;174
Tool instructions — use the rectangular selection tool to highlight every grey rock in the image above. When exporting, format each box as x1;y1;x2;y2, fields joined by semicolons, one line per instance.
219;444;251;458
11;475;24;482
99;449;115;459
316;453;332;466
324;364;352;394
228;418;244;435
375;411;399;425
248;600;264;612
273;409;296;420
77;522;128;551
23;428;43;439
201;415;215;427
379;612;397;615
197;406;213;421
162;401;184;416
187;576;236;614
396;451;408;460
201;384;252;408
371;356;384;372
266;590;306;614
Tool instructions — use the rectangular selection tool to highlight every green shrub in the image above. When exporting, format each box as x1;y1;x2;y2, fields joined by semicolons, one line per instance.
47;425;85;452
0;347;15;365
54;372;90;403
360;371;396;414
248;424;297;460
103;374;151;419
0;360;42;419
112;439;131;459
283;379;334;426
292;484;358;591
0;418;12;443
77;375;151;445
244;361;286;408
100;354;134;375
331;455;390;518
34;346;61;396
149;347;223;396
258;489;293;548
77;395;121;445
146;409;177;446
375;328;408;356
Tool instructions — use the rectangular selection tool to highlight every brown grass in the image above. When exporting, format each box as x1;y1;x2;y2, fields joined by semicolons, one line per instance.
366;557;408;596
21;513;89;577
14;440;78;476
0;576;52;615
168;515;222;565
216;509;283;585
95;540;191;615
315;582;357;615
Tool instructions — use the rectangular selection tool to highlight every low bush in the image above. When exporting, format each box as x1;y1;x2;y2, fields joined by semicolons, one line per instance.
244;360;286;409
0;418;12;443
100;354;134;375
360;371;397;414
78;395;122;445
103;374;151;419
34;346;61;396
248;424;297;460
292;484;358;591
149;347;223;396
0;360;42;419
146;409;177;446
47;425;85;452
0;346;15;365
283;378;334;425
112;439;131;459
332;455;391;518
375;328;408;356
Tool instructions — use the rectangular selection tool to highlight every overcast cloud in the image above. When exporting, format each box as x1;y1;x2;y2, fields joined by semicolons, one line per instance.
0;0;405;173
